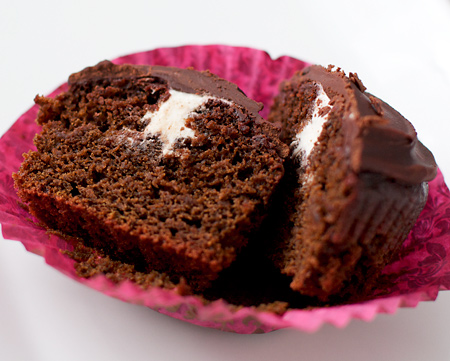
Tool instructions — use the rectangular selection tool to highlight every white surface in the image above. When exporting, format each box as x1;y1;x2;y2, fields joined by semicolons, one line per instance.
1;1;450;360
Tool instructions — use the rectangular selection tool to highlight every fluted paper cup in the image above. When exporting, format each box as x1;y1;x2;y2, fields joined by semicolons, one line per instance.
1;45;449;334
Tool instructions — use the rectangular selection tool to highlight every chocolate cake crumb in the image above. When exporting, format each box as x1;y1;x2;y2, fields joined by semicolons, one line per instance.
65;243;192;295
14;61;288;292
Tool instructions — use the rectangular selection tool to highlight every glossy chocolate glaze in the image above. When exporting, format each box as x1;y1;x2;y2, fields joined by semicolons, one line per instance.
299;65;437;184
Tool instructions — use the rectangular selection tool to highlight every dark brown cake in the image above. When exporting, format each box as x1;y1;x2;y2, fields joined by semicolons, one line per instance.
14;61;288;291
268;65;437;301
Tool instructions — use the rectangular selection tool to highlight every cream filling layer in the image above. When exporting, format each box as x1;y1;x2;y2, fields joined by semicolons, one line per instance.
291;83;332;163
141;89;214;155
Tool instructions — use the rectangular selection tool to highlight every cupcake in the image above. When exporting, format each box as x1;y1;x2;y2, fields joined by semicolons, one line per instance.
267;64;438;301
2;46;448;334
13;60;288;291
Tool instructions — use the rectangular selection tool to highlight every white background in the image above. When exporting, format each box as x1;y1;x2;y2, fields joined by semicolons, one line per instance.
1;1;450;360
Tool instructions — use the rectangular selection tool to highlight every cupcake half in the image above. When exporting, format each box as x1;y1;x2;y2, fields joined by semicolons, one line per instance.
13;60;288;291
268;65;437;301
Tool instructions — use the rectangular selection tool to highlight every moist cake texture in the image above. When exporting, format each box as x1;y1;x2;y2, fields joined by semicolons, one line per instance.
14;61;288;290
268;65;437;301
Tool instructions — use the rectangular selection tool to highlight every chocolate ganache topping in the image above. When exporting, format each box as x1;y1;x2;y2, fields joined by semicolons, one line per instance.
299;65;437;185
68;60;264;122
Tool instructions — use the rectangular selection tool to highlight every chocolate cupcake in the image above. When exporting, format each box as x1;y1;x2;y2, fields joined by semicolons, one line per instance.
13;60;288;291
4;46;448;333
268;65;437;301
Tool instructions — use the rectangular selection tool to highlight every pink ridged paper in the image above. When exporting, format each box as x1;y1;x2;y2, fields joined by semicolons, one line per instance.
1;45;449;334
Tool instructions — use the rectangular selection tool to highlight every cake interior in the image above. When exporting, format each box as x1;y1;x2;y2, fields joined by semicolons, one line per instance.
273;80;360;298
14;72;286;290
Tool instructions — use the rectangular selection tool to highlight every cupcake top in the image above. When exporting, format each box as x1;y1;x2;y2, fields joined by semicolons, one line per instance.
69;60;264;121
68;61;271;156
289;65;437;184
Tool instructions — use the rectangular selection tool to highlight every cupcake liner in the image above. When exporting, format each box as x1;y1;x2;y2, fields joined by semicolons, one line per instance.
1;45;449;334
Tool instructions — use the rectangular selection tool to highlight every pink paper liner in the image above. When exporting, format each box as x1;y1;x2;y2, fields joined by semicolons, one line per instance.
1;45;449;334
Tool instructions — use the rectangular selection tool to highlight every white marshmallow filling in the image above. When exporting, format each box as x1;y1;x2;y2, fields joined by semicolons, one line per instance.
291;83;333;165
140;89;218;155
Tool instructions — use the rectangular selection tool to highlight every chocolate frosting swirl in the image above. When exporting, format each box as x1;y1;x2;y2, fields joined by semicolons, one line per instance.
300;65;437;185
